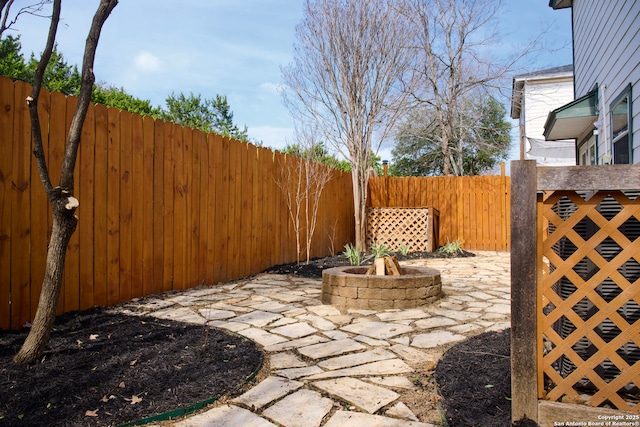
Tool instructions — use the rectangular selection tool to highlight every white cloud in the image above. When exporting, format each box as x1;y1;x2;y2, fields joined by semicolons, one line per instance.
249;126;293;150
133;51;161;73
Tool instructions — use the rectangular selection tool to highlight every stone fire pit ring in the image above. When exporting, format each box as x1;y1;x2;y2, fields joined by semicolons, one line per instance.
321;266;442;310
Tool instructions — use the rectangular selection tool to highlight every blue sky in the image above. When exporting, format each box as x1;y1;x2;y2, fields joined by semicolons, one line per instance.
12;1;572;163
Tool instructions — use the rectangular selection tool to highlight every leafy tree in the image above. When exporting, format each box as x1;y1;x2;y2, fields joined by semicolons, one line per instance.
24;46;81;95
0;34;27;79
392;95;511;176
397;0;533;175
0;33;80;95
162;92;250;142
92;84;162;117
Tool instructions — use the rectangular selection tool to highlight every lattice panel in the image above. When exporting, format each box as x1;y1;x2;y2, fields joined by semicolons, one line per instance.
540;190;640;411
367;207;434;252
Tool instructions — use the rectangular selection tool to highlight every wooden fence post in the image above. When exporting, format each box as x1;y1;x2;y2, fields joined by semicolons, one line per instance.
510;160;538;423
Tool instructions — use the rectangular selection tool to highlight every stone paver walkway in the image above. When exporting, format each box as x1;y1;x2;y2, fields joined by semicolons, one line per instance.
119;251;511;427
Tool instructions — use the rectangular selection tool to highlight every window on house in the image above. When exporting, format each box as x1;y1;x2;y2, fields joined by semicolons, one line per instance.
611;86;632;164
578;137;597;165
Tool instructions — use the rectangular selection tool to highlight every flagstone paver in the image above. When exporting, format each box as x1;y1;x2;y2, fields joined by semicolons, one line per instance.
340;321;413;339
117;251;511;426
323;410;436;427
410;330;467;349
270;352;308;370
313;377;400;413
297;338;366;359
231;310;283;327
317;348;396;370
270;322;318;339
262;389;333;427
172;404;276;427
232;376;304;409
304;359;413;380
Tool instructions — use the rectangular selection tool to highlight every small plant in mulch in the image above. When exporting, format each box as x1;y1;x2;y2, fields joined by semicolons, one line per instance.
343;243;363;266
437;239;465;255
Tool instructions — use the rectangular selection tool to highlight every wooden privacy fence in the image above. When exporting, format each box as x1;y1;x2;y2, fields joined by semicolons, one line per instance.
511;161;640;425
0;77;354;330
368;173;510;251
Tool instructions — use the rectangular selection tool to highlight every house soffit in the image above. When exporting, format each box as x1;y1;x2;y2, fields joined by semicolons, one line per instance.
543;89;598;141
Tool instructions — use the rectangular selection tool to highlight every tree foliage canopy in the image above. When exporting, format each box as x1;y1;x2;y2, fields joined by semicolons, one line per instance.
161;92;250;142
0;34;80;95
0;35;251;142
392;95;511;176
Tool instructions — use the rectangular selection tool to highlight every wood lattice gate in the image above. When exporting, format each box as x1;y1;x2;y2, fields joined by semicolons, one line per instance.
511;161;640;425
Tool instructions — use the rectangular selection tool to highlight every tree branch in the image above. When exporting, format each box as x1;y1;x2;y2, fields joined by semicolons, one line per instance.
27;0;60;200
59;0;117;192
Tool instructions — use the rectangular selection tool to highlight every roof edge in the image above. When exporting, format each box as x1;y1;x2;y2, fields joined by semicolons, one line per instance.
549;0;572;10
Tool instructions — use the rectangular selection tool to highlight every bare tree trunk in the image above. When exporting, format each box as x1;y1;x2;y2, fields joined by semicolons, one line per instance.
281;0;411;249
13;194;77;364
14;0;117;365
351;159;369;251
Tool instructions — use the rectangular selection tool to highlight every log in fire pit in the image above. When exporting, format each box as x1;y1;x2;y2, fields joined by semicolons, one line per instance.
321;257;441;310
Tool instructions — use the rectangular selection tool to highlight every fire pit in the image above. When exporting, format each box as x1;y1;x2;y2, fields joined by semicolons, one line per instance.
321;265;442;310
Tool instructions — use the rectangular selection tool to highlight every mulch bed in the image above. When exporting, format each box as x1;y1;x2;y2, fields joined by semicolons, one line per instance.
1;249;530;427
0;308;263;427
436;329;521;426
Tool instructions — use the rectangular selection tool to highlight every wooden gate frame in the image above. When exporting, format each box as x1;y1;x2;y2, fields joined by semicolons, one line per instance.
511;160;640;425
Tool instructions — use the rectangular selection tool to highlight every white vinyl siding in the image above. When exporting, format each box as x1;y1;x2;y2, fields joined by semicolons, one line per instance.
571;0;640;164
523;78;574;141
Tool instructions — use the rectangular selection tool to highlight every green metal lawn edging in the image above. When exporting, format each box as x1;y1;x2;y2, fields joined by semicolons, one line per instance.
116;356;262;427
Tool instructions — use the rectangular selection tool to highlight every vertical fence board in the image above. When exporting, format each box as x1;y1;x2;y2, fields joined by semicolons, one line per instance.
118;111;133;301
264;150;276;268
161;123;175;291
250;147;261;272
130;114;144;299
231;138;242;266
184;127;197;287
212;136;228;283
93;104;109;307
193;130;207;284
106;107;121;305
78;103;96;310
141;116;155;296
204;133;216;282
172;124;187;290
11;81;32;328
239;141;251;273
0;79;14;329
152;119;165;294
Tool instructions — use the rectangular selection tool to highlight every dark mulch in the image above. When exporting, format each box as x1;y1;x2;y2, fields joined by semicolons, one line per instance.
263;249;476;278
0;308;263;427
436;329;537;427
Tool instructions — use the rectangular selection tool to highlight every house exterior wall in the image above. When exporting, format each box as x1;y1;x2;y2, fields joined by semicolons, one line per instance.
571;0;640;164
523;77;574;141
512;69;575;165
